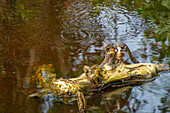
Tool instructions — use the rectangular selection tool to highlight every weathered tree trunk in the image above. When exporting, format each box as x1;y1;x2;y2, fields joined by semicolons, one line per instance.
29;42;169;99
29;42;169;112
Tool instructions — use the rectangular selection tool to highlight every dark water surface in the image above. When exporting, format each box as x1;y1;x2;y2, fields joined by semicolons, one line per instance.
0;0;169;113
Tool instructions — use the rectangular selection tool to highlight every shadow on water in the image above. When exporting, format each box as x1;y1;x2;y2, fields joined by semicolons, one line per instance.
0;0;169;113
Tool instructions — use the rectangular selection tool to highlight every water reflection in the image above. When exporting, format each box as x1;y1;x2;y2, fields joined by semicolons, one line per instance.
0;0;169;113
37;86;132;113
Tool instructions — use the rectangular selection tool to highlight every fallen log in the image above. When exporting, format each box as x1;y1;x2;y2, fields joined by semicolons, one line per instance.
29;42;169;99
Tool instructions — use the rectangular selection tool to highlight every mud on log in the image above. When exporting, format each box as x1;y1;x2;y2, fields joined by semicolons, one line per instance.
29;42;169;98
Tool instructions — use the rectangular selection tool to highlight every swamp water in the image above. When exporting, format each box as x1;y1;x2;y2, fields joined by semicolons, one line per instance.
0;0;169;113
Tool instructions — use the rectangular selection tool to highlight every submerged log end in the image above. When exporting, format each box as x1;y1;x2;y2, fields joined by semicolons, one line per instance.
155;64;169;72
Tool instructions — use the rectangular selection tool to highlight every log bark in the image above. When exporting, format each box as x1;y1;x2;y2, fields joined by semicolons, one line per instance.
29;42;169;99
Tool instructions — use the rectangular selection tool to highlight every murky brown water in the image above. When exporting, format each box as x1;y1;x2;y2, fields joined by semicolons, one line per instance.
0;0;169;113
